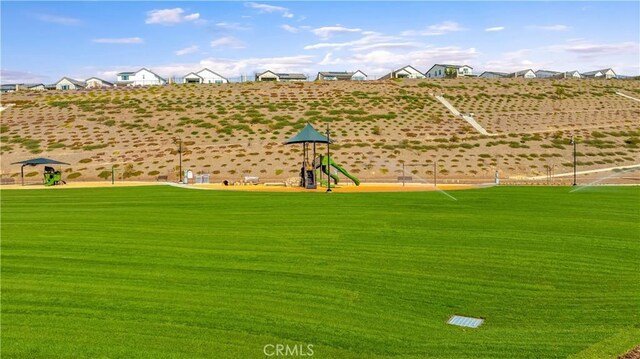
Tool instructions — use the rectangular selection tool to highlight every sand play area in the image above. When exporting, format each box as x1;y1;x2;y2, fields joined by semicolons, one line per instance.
0;181;481;193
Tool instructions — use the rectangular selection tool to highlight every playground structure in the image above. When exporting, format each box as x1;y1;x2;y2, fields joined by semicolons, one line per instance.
315;155;361;187
285;123;360;189
43;166;65;186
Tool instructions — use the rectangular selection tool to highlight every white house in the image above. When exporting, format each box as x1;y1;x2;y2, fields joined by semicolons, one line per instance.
55;77;86;90
24;83;46;91
425;64;473;78
479;71;508;78
582;68;617;79
315;70;367;81
379;65;425;80
183;69;229;84
534;70;582;79
12;83;46;91
116;68;166;86
563;71;582;79
256;70;307;82
86;77;114;88
508;69;536;78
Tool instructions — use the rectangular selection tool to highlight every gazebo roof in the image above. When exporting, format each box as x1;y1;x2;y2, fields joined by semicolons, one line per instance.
284;123;331;144
11;157;70;165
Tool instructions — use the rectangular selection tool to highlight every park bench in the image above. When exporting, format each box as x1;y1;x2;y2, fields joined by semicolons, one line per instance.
156;175;168;182
0;178;16;185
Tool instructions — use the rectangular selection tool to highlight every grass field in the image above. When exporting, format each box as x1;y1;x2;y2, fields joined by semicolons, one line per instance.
1;186;639;358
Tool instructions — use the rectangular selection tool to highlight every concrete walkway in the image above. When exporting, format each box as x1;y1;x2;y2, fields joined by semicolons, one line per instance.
525;164;640;180
434;95;493;136
616;92;640;103
0;104;15;112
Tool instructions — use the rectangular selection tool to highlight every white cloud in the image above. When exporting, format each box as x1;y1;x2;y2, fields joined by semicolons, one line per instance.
245;2;293;18
216;22;251;31
210;36;245;49
481;49;546;73
0;69;49;84
311;26;362;39
485;26;505;32
201;55;315;75
318;46;478;74
527;24;570;31
280;24;299;33
561;41;638;56
92;37;144;44
305;34;396;51
145;8;200;25
34;13;81;26
401;21;466;36
176;45;199;56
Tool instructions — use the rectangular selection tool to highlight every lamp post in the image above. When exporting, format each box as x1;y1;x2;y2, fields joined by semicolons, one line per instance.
326;123;332;193
570;135;577;186
433;160;437;187
173;136;182;183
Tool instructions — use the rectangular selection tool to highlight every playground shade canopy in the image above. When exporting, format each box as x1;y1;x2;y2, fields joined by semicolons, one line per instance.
284;123;332;144
11;157;70;185
11;158;70;166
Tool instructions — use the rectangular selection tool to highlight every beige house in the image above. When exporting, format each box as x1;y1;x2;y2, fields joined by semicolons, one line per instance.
54;77;87;90
379;65;425;80
86;77;114;88
256;70;307;82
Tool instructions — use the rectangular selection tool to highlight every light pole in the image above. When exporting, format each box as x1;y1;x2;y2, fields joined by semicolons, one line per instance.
174;136;182;183
326;123;332;193
570;135;577;186
433;160;437;187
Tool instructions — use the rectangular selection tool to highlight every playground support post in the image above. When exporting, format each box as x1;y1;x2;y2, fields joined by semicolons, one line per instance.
326;123;332;193
111;165;115;185
174;136;182;183
571;135;577;186
433;161;437;187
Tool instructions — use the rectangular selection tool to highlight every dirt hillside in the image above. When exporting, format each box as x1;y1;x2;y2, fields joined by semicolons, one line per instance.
1;78;639;184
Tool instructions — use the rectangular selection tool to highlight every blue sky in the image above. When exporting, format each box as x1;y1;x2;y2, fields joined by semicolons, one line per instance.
1;1;639;83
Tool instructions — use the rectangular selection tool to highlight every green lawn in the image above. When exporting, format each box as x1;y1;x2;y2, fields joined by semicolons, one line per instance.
1;186;639;358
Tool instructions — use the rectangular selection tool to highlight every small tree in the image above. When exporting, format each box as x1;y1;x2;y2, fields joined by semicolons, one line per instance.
445;67;458;79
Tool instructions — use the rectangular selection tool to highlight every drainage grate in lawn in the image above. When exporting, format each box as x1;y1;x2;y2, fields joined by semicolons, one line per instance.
447;315;484;328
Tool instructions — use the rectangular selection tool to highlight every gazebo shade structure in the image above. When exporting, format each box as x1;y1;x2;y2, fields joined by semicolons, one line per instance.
11;157;70;185
284;123;331;144
284;123;331;189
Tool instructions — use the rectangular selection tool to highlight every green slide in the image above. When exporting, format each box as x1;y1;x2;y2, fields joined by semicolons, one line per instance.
317;155;360;186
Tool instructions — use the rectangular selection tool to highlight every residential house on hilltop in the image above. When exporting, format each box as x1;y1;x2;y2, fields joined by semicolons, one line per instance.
534;70;562;78
508;69;536;78
425;64;473;78
86;77;114;88
582;68;617;79
479;71;509;78
535;70;582;79
116;68;166;86
315;70;367;81
379;65;425;80
183;69;229;84
20;83;46;91
256;70;307;82
55;77;87;90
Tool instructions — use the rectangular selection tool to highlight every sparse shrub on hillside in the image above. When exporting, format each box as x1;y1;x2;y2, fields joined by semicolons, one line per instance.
98;171;111;180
